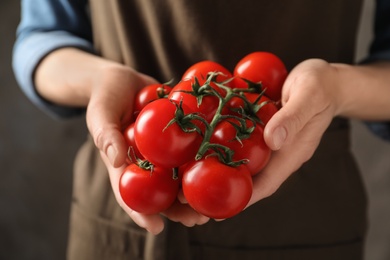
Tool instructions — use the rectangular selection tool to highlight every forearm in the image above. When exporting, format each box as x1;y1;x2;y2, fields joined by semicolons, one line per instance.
34;47;124;107
332;61;390;121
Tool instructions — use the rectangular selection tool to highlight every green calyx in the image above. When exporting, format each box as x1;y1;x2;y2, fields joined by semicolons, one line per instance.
164;72;265;167
164;99;203;135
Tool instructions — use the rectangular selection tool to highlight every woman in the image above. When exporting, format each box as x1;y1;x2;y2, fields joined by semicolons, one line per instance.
13;0;390;259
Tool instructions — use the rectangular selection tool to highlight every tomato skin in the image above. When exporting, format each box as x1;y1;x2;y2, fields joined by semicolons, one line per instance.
134;83;172;113
170;61;234;122
182;157;253;219
123;123;144;162
182;60;233;86
134;98;201;168
210;119;271;175
227;93;278;125
168;79;220;122
119;164;179;214
233;52;287;101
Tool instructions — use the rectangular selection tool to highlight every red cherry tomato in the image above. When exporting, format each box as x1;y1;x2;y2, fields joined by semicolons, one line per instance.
182;60;233;86
227;93;278;125
182;156;253;219
119;163;179;214
210;118;271;175
134;98;201;168
134;83;172;113
170;61;234;122
123;122;144;162
233;52;287;101
168;79;220;122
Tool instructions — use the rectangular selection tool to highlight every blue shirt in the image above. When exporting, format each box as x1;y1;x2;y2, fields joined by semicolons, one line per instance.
12;0;390;140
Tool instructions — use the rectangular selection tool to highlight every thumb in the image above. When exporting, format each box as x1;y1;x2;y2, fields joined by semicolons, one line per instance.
264;59;339;151
263;92;321;151
86;87;129;168
87;112;128;168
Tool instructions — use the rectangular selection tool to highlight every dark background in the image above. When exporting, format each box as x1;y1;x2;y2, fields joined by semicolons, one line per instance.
0;1;87;259
1;0;389;259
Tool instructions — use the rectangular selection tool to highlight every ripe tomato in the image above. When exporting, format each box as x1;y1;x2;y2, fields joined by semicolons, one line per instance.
123;122;144;162
134;83;172;113
168;79;220;122
210;119;271;175
233;52;287;101
119;163;180;214
134;98;201;168
227;93;278;125
182;157;253;219
182;60;233;86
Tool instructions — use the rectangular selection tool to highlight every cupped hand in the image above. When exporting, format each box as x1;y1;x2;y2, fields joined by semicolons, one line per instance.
85;64;167;233
248;59;342;205
86;64;158;167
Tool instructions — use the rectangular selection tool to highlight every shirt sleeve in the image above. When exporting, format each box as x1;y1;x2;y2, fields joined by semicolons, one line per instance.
361;0;390;141
363;0;390;63
12;0;94;119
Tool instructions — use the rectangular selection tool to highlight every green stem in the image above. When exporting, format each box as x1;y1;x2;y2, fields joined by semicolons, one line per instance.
171;72;260;166
195;82;236;160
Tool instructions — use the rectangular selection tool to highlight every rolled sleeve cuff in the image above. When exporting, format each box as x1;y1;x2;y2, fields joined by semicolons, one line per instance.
365;121;390;141
358;51;390;141
359;49;390;64
13;30;95;119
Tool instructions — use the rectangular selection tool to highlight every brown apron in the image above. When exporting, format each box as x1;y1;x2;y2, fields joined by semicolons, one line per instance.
67;1;367;259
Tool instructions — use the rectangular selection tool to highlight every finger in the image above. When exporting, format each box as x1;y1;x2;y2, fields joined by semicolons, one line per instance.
87;106;128;167
86;81;130;167
163;200;210;227
264;81;330;151
248;151;295;205
249;114;332;205
177;189;188;204
124;208;165;235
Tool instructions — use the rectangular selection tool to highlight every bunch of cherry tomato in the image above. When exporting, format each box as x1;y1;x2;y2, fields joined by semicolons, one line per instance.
120;52;288;219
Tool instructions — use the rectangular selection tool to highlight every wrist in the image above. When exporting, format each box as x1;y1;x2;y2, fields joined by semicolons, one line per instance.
35;48;122;108
328;63;351;118
330;62;390;120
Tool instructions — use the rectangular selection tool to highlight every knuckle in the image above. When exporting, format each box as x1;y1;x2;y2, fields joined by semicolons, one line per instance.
92;127;104;148
281;110;306;137
92;126;112;153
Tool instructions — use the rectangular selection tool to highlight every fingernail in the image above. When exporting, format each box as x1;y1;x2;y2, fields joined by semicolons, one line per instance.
273;127;287;150
107;145;118;165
